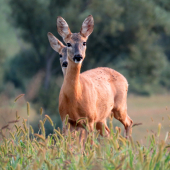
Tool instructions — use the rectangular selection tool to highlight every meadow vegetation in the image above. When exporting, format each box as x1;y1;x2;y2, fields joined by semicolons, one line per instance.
0;95;169;170
0;1;170;168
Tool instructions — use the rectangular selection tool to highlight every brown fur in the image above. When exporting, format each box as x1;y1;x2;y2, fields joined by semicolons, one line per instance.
56;15;133;138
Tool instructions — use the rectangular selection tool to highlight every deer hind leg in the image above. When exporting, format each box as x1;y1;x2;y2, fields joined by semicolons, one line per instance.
123;115;133;137
96;121;110;137
113;109;133;138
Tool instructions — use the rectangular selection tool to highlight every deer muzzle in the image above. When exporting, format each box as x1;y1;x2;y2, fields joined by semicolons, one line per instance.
73;55;83;64
62;61;68;67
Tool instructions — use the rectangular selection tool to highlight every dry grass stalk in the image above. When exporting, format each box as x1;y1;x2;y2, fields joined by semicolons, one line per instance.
27;102;30;117
40;107;43;116
9;132;15;140
30;125;34;135
16;111;20;120
14;124;19;131
1;124;9;130
39;142;46;148
14;94;25;102
44;160;52;170
8;120;19;124
43;117;47;124
22;119;28;133
34;134;45;142
132;123;142;128
157;123;161;137
34;139;40;148
54;129;64;140
45;115;54;127
39;120;45;138
0;130;5;138
17;128;25;137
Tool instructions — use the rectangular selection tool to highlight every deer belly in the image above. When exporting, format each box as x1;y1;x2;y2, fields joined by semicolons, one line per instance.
95;101;113;121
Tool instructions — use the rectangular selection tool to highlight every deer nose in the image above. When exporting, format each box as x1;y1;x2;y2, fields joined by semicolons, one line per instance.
73;55;83;62
62;61;68;67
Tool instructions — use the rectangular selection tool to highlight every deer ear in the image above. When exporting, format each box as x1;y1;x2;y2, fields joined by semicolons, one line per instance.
47;32;65;53
57;16;71;41
80;15;94;38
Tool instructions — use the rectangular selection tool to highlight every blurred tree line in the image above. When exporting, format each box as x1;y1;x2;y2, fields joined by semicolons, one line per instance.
2;0;170;120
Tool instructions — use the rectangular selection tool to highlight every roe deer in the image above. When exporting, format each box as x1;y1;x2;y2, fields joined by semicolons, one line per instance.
55;15;133;137
47;33;68;76
48;33;110;136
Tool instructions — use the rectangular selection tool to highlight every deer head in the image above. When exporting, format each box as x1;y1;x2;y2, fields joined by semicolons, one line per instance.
47;32;68;75
57;15;94;64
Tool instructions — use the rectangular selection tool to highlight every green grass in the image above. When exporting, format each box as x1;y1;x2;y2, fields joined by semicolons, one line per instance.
0;96;170;170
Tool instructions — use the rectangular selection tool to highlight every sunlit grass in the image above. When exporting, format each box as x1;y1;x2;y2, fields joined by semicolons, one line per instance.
126;94;170;141
0;96;170;169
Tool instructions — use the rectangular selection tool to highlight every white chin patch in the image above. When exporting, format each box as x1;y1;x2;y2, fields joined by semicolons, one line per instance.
62;68;66;76
74;59;82;64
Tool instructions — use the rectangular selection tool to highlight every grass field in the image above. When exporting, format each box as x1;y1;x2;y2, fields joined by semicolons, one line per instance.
1;94;169;142
127;94;170;142
0;94;169;169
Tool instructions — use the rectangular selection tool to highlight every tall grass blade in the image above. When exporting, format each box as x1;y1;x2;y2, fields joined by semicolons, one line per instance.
14;94;25;102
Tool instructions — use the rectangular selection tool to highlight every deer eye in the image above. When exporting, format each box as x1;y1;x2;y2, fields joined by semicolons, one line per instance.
83;42;86;46
67;43;71;47
59;55;62;58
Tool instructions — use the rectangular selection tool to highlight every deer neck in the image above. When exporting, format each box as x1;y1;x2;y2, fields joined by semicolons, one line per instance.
62;58;82;98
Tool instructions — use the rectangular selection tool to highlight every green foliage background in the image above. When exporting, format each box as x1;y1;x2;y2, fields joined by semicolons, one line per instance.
0;0;170;129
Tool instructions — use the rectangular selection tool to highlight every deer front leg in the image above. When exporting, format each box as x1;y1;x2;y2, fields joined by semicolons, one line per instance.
87;121;94;145
96;121;110;137
62;118;76;137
